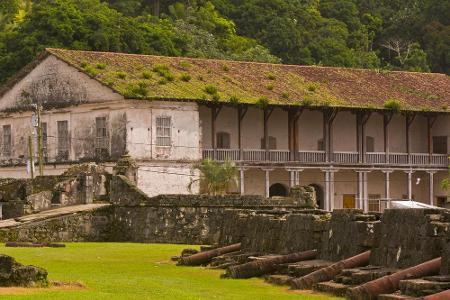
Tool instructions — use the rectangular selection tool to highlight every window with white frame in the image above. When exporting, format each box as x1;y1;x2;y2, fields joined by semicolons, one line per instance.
156;116;171;147
95;117;109;157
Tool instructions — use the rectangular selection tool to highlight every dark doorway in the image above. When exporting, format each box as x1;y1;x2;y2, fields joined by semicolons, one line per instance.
309;184;324;209
269;183;288;197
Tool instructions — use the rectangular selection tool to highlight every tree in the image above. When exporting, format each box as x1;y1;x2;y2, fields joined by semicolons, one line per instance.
190;159;237;195
381;39;430;72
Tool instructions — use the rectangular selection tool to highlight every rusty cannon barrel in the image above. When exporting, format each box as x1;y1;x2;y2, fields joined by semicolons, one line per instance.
419;289;450;300
226;249;318;279
290;250;371;290
178;243;241;266
347;257;442;300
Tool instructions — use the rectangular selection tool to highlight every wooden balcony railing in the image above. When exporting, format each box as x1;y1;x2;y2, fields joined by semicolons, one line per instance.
202;149;449;167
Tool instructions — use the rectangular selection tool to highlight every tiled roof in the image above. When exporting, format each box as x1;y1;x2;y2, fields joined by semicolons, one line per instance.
13;48;450;111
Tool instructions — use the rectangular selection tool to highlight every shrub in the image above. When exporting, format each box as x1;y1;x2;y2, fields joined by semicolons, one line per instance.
142;71;152;79
266;84;274;91
266;73;276;80
116;71;127;79
222;65;230;72
125;81;148;99
179;61;191;69
158;78;168;85
83;65;98;77
180;74;191;82
281;92;289;99
229;95;240;105
212;94;221;102
256;96;269;109
96;63;107;70
384;98;402;112
307;82;320;92
152;64;169;74
153;64;174;81
204;85;218;95
301;96;314;107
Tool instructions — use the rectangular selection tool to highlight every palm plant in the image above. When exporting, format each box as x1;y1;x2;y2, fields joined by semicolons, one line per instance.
190;159;237;195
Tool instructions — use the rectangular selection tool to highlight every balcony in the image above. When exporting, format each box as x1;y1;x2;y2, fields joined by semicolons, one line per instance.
202;149;449;167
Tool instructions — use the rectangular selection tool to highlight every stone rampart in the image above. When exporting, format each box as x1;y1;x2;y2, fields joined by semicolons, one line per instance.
0;174;448;271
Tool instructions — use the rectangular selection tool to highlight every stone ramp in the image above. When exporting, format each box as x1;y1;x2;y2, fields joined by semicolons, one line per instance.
0;203;110;229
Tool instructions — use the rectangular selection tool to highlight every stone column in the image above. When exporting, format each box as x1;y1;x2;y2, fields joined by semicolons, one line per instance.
323;169;337;211
239;167;247;195
287;168;303;188
262;168;273;198
382;170;393;208
406;170;414;200
329;170;336;211
362;171;369;213
323;170;330;211
357;171;363;209
427;171;436;206
357;170;371;212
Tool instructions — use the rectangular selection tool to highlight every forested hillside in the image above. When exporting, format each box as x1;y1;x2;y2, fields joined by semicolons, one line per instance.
0;0;448;84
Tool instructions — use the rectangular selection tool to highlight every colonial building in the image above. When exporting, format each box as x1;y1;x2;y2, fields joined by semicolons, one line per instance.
0;49;448;211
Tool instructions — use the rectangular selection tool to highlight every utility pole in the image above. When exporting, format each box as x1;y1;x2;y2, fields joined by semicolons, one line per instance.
36;105;44;176
28;135;34;179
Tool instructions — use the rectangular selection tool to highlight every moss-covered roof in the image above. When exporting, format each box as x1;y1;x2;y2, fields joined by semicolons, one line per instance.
12;48;450;112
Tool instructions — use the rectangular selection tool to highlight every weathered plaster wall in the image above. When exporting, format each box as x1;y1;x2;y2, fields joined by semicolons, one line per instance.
0;55;123;111
126;101;201;161
0;103;128;164
136;163;200;197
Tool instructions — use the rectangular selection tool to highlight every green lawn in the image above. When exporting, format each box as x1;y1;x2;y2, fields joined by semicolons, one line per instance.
0;243;341;300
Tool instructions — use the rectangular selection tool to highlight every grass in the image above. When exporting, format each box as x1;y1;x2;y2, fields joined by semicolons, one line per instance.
0;243;341;300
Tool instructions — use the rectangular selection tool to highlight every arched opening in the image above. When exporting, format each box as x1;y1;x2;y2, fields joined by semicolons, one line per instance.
309;184;324;209
269;183;288;197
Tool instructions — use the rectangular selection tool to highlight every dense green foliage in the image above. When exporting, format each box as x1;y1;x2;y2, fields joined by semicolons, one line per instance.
0;0;448;85
0;243;340;299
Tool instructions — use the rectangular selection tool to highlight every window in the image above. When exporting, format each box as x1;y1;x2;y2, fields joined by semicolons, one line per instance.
42;122;48;160
216;132;230;149
95;117;109;157
260;136;277;150
2;125;11;157
368;194;381;212
57;121;69;160
366;136;375;153
317;138;324;151
156;116;171;147
433;136;447;154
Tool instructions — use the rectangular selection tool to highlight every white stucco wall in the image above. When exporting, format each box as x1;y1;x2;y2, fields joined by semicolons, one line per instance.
126;101;201;161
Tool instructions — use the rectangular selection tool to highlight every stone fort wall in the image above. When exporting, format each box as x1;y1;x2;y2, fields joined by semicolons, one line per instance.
0;174;448;272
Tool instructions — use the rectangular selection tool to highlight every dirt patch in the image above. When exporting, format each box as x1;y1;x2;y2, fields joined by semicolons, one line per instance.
0;281;85;295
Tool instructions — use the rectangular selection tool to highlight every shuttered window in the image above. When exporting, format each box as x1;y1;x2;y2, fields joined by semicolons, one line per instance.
57;121;69;160
156;116;171;147
2;125;11;157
